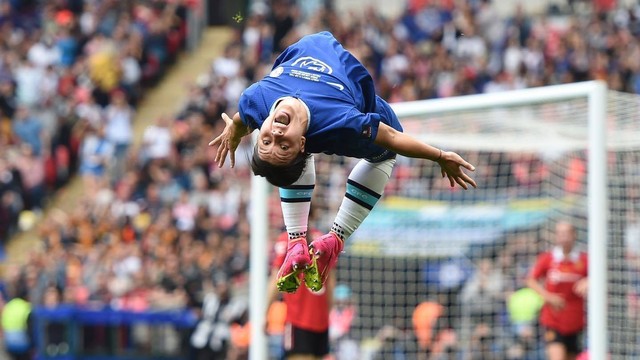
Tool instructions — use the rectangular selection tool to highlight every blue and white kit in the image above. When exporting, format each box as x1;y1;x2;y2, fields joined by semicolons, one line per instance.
238;31;403;162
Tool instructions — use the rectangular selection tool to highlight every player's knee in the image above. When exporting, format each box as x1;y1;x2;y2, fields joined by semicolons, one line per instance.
546;342;568;360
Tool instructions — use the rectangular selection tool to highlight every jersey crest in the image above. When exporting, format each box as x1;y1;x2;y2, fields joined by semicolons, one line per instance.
291;56;333;74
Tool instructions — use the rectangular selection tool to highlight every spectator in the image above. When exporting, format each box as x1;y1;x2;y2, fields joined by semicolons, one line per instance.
190;276;246;360
271;0;297;54
459;258;506;358
74;90;103;129
428;316;459;360
172;190;198;232
460;258;504;326
266;298;287;359
0;156;24;245
330;284;358;359
78;123;113;200
526;221;588;360
412;298;444;360
0;78;17;120
360;322;415;360
103;88;134;183
118;45;143;104
13;60;42;109
506;287;545;359
1;289;33;360
86;34;121;104
38;286;70;358
27;36;60;70
228;307;251;360
12;143;45;211
12;105;44;156
466;322;497;360
141;116;173;164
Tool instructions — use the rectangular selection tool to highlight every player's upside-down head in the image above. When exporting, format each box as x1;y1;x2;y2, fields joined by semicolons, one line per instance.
251;96;310;187
251;147;309;187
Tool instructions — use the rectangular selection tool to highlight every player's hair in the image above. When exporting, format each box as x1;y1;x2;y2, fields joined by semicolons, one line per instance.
251;145;309;187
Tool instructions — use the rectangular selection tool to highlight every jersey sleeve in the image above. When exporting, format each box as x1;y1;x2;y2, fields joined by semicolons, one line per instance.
238;85;262;131
530;252;551;280
345;107;384;143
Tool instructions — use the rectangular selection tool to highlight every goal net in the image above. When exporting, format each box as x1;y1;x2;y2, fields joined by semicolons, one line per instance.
248;82;640;359
254;82;639;360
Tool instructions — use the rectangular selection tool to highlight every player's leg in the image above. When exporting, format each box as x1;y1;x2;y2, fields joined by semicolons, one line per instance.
544;329;569;360
305;157;396;291
563;332;581;360
276;155;316;293
309;325;330;360
284;323;329;360
546;342;568;360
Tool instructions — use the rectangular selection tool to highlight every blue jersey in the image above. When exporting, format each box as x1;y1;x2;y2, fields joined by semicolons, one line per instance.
238;31;403;161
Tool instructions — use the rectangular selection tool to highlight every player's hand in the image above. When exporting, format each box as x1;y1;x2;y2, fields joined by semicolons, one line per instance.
573;278;588;298
438;151;477;190
209;113;242;168
545;293;566;310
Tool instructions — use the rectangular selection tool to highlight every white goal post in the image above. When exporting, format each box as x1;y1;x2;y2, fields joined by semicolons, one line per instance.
391;81;608;360
248;81;610;360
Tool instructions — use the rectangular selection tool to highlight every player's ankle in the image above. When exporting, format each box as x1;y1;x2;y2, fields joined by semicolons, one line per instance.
288;236;306;244
329;231;345;242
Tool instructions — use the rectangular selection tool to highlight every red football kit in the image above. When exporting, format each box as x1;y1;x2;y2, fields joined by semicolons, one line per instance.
272;230;330;333
530;247;588;335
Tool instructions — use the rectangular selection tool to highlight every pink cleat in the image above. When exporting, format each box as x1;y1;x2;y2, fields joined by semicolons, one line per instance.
304;232;344;292
276;237;312;293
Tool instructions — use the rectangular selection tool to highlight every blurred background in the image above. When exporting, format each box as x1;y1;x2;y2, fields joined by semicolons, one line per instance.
0;0;639;359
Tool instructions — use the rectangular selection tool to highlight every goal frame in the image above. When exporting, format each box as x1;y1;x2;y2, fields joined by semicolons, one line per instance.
248;80;608;360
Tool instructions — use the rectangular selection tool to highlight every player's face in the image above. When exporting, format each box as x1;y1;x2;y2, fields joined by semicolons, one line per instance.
257;98;308;166
555;222;576;250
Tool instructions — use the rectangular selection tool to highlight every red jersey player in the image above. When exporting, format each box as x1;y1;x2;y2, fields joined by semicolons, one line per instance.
527;221;589;360
268;229;335;360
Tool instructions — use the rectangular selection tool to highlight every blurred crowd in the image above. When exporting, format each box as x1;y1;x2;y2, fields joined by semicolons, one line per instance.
0;0;189;250
330;231;552;360
2;0;640;359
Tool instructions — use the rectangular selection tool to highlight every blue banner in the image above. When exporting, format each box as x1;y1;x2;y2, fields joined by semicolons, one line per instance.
31;306;197;360
348;196;557;257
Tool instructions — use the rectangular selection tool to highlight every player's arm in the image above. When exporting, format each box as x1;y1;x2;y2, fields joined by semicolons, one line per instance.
374;122;477;189
525;277;553;302
573;254;588;297
327;271;336;309
573;277;588;297
526;255;565;310
267;270;280;307
209;112;253;168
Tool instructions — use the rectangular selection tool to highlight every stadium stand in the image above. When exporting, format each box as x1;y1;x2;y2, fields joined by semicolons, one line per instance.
0;0;189;254
2;0;640;359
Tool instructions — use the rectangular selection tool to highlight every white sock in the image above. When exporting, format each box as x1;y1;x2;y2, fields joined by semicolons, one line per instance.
279;156;315;240
331;158;396;241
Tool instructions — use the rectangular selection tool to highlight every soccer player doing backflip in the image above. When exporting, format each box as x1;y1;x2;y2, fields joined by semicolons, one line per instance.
210;31;477;293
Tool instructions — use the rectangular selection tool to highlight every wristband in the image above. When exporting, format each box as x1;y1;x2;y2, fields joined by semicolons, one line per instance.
436;149;442;161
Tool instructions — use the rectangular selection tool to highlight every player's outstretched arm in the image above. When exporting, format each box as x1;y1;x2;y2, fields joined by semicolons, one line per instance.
209;112;252;168
374;123;477;189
